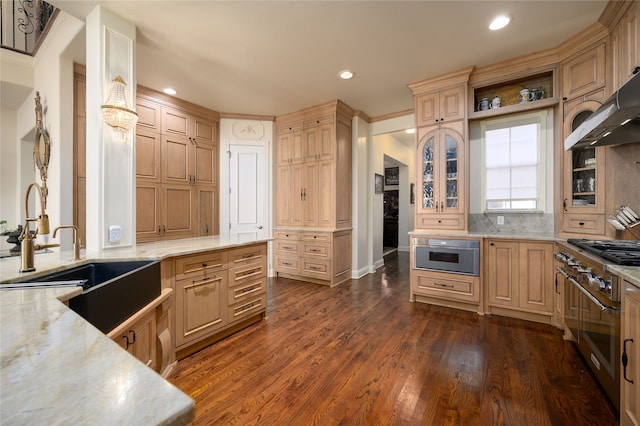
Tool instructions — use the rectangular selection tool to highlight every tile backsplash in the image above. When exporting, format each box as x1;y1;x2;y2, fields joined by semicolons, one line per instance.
469;213;554;235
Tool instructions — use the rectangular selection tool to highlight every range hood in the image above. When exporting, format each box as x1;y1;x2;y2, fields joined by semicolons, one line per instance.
565;69;640;150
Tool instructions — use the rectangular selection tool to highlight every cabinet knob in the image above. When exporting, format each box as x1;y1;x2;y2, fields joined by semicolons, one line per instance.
579;222;585;226
203;263;208;267
438;220;442;223
490;242;495;246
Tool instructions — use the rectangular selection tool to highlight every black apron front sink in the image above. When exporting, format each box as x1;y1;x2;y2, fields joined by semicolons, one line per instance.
32;261;161;333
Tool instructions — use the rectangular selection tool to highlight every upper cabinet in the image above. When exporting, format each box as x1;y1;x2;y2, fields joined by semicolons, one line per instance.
415;86;465;127
275;100;353;229
135;87;220;242
409;68;472;232
562;42;606;100
415;122;466;230
560;39;608;237
603;0;639;91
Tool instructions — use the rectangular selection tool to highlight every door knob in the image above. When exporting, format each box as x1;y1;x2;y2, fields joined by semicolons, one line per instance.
255;225;263;229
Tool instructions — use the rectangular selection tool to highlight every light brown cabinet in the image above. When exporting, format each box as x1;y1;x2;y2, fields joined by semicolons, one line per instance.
608;1;639;92
621;279;640;426
415;86;465;127
274;101;353;286
485;240;554;323
415;121;466;231
172;243;268;358
135;87;219;242
561;89;607;236
562;42;606;100
273;229;351;286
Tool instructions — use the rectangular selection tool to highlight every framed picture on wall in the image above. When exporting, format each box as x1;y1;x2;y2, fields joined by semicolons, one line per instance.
385;167;399;185
374;173;384;194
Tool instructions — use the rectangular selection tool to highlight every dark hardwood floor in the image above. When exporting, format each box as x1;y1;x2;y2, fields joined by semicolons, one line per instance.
168;251;619;425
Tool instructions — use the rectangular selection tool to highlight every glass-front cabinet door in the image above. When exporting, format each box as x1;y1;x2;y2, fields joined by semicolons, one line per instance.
417;128;465;217
563;102;605;215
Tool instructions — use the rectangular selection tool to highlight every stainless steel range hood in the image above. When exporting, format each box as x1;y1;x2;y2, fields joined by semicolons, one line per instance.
565;70;640;150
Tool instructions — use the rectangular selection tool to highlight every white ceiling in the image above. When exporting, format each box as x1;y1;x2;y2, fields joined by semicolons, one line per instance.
50;0;608;118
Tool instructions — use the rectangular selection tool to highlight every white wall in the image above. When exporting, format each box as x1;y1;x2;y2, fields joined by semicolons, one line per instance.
368;114;415;271
0;109;19;240
351;116;371;278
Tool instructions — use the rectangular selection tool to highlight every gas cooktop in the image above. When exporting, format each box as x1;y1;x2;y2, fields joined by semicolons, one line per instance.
567;239;640;266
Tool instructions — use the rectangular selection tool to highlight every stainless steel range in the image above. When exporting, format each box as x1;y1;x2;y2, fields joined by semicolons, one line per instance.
555;239;640;412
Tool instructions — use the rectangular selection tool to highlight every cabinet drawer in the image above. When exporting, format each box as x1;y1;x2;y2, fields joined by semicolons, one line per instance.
175;274;227;346
303;115;333;129
301;258;331;278
228;277;266;305
175;251;227;280
302;242;330;258
276;240;300;255
228;294;267;323
413;272;479;303
228;244;267;269
274;231;300;240
274;255;300;273
301;232;331;242
229;262;267;288
563;214;605;235
416;214;464;230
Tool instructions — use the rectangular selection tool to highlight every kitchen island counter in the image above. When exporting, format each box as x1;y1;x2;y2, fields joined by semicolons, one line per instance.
0;235;271;425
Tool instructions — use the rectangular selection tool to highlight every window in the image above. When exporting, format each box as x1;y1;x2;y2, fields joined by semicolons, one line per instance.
481;111;547;211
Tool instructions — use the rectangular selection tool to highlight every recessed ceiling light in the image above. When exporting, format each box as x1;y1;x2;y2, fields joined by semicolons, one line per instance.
489;14;511;31
405;128;416;134
163;87;177;95
338;70;354;80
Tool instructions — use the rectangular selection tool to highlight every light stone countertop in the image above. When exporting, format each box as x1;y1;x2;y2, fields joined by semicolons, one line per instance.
0;235;272;425
606;265;640;288
408;230;559;241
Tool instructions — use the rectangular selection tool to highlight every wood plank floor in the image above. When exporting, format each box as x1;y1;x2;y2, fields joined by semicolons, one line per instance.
168;251;619;425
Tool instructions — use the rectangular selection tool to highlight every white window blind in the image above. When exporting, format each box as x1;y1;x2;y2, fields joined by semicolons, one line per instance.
481;112;546;211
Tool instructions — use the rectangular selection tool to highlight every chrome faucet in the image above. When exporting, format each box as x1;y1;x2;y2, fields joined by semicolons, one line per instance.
53;225;81;261
19;182;58;272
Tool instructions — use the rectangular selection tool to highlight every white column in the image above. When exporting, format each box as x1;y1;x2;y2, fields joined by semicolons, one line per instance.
85;6;136;251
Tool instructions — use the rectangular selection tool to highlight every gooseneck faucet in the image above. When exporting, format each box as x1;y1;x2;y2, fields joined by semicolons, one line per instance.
53;225;81;261
19;182;58;272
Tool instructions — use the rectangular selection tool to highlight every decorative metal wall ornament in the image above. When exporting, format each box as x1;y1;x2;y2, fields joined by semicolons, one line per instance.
33;91;49;209
101;76;139;140
17;0;36;35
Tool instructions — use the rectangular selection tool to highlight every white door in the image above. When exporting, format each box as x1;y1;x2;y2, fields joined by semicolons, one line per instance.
229;144;269;241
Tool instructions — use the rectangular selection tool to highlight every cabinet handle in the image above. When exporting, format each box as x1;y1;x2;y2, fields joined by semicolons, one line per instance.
157;226;161;235
554;271;562;294
623;338;635;384
579;222;585;226
301;189;304;201
563;198;567;212
162;225;166;235
186;275;218;288
122;335;129;348
436;202;439;213
242;253;255;259
205;224;209;235
202;262;208;267
128;330;136;345
441;201;444;211
435;282;454;288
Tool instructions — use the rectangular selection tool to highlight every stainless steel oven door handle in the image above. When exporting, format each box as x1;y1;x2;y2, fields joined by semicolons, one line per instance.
568;276;619;312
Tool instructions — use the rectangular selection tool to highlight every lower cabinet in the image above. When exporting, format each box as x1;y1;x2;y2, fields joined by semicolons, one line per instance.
273;229;351;286
410;268;481;313
621;279;640;426
108;288;173;374
173;243;268;358
485;239;554;323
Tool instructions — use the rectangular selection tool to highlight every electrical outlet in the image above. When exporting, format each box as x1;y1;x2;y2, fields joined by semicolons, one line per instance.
497;216;505;225
109;225;122;242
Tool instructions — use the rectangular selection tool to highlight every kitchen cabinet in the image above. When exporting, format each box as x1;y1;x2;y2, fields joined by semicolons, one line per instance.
608;1;639;92
113;309;157;370
274;100;353;286
414;86;465;127
621;279;640;426
171;243;268;359
107;288;173;374
561;89;607;236
174;250;228;348
409;68;471;233
486;239;554;323
274;229;351;286
135;87;219;242
73;65;87;249
562;42;606;100
415;121;466;231
275;101;351;229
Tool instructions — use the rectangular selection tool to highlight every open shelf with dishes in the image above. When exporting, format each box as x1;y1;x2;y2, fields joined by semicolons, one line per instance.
469;69;558;119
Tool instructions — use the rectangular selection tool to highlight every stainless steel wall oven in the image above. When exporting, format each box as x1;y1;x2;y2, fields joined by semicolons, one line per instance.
413;238;480;277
